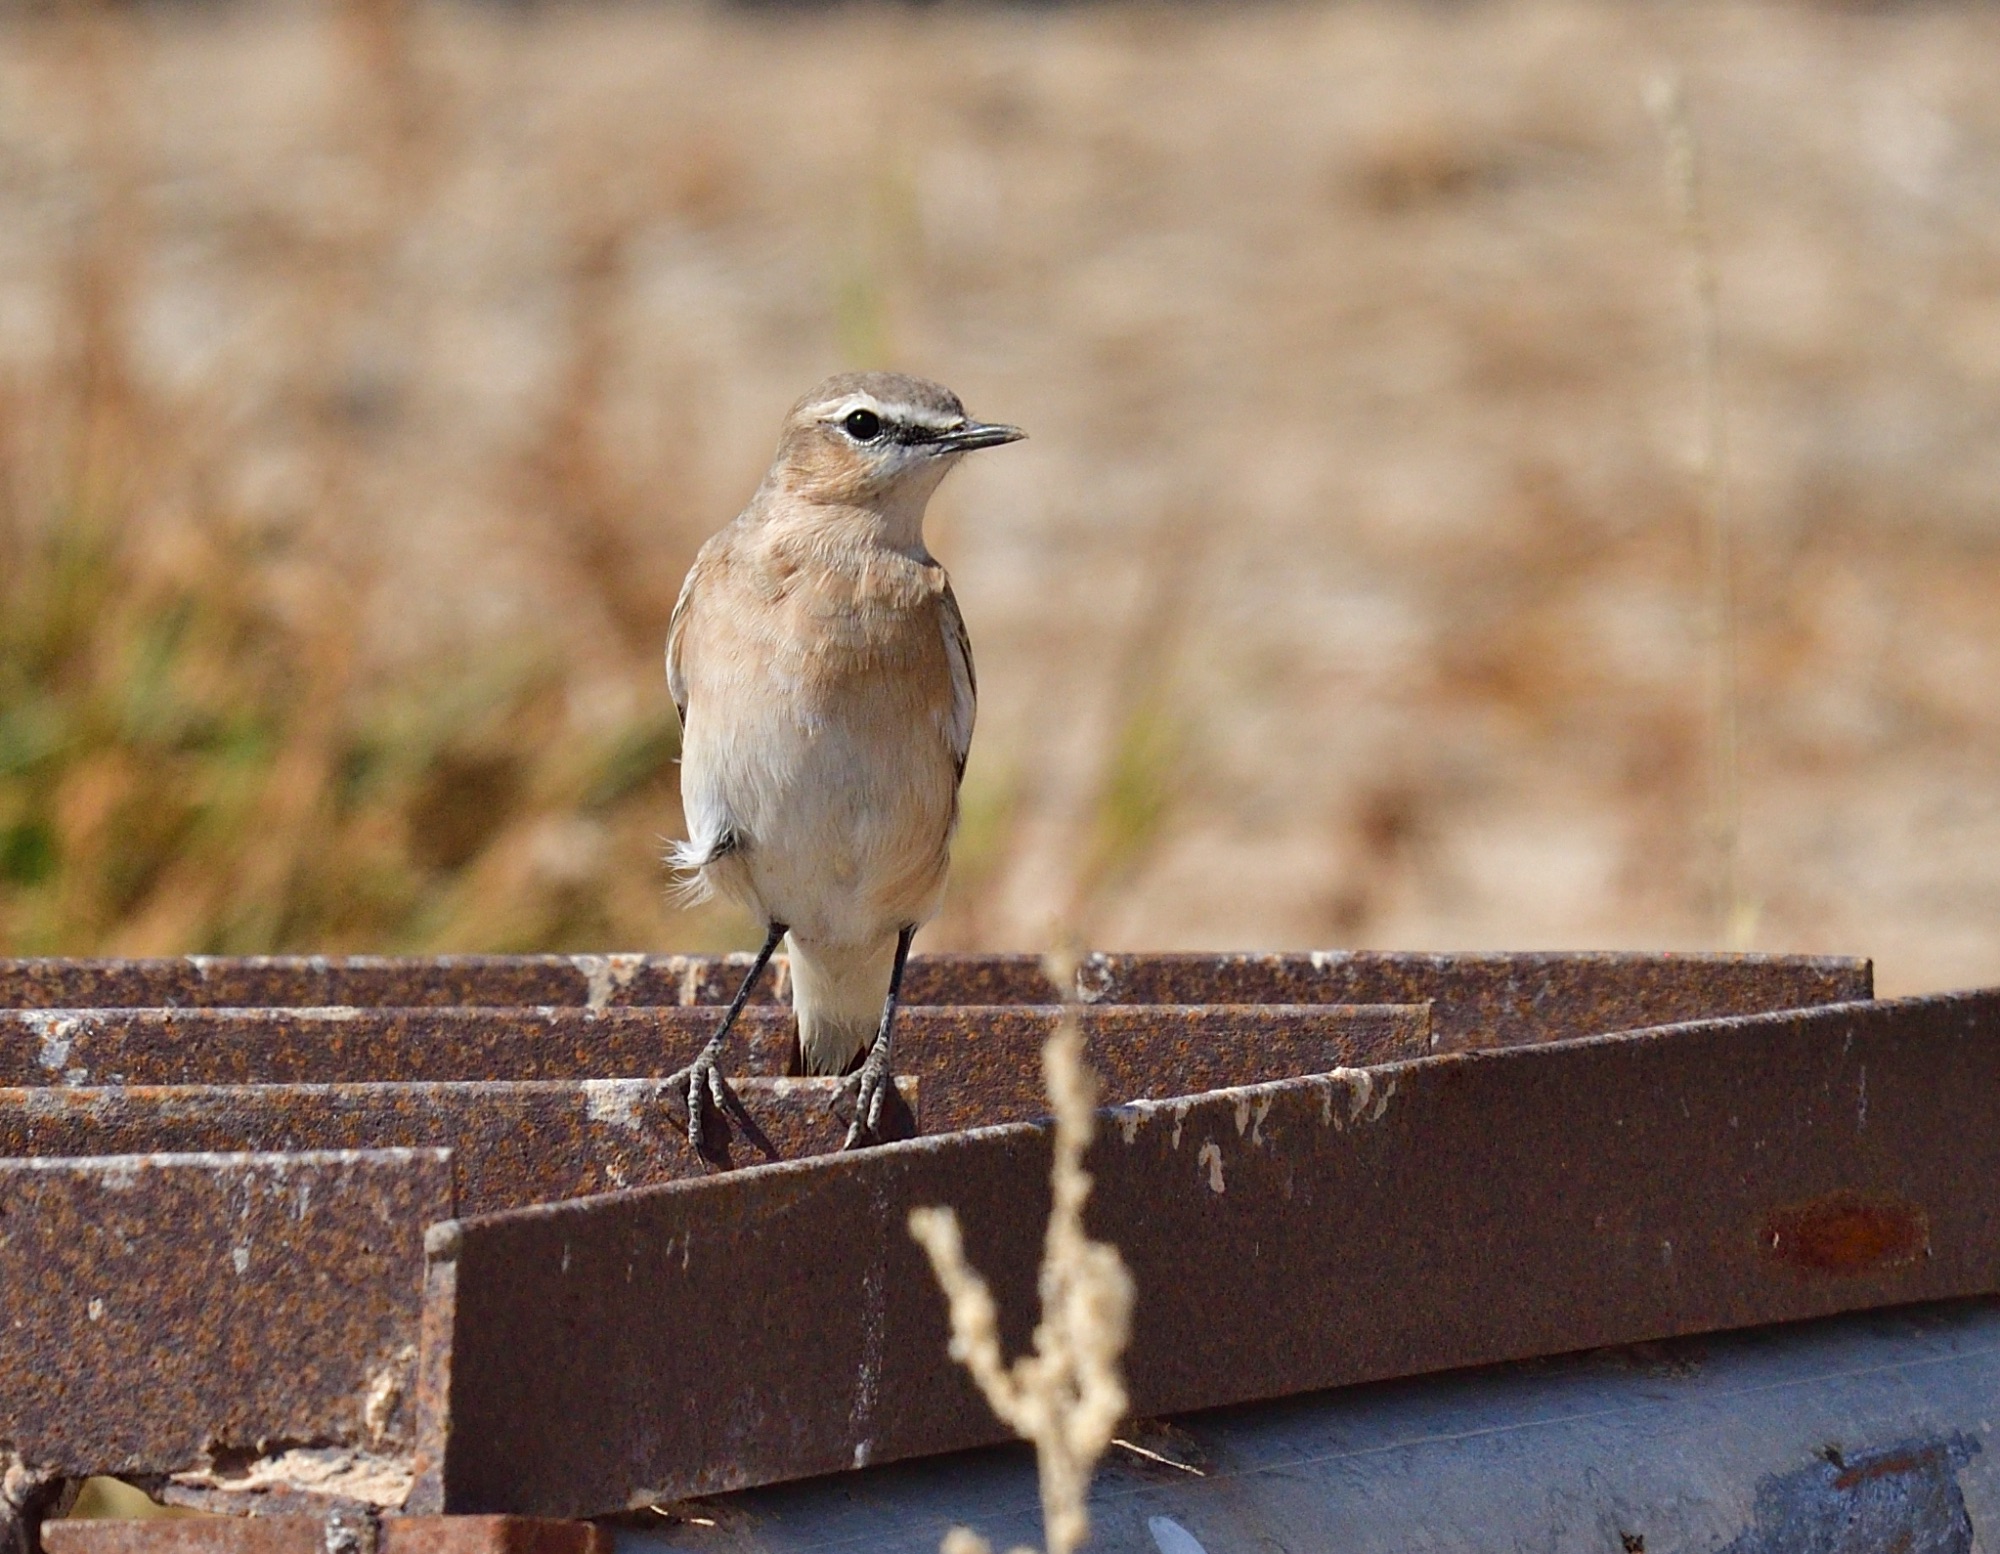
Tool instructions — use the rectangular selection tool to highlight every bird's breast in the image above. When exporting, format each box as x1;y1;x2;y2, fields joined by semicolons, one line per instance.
679;585;956;800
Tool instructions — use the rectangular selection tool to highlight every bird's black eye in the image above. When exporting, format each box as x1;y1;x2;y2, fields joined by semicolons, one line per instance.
843;409;882;442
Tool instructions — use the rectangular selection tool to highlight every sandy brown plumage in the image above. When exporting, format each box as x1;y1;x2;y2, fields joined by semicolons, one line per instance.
666;372;1019;1143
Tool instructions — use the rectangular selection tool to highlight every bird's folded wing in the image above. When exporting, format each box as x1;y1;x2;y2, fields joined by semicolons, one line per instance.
941;579;977;784
665;563;699;728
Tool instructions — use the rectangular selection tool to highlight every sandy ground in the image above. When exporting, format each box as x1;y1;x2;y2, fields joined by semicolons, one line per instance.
2;0;1997;993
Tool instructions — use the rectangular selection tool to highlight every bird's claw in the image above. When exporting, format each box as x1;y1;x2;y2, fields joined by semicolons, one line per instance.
674;1048;735;1156
838;1049;895;1150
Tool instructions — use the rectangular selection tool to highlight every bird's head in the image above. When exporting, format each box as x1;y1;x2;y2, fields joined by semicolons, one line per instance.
764;372;1023;530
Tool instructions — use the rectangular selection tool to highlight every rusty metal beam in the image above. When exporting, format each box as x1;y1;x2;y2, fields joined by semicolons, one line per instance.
0;1078;887;1213
0;1150;448;1490
413;989;1999;1518
0;1006;1425;1134
0;953;1869;1047
45;1518;612;1554
1062;951;1871;1050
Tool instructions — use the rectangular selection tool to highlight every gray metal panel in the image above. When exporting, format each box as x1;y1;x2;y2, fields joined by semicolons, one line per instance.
620;1297;2000;1553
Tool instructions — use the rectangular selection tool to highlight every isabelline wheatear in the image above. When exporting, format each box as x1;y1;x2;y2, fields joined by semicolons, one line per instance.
666;372;1023;1148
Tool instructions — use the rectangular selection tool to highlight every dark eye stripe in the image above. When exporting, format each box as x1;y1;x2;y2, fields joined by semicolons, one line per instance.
832;410;959;447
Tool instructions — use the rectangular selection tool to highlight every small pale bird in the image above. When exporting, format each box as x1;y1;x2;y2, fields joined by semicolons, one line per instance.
665;372;1023;1148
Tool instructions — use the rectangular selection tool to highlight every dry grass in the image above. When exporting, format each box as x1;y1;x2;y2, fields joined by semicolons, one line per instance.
0;334;690;954
910;951;1133;1554
0;0;706;954
2;0;1999;989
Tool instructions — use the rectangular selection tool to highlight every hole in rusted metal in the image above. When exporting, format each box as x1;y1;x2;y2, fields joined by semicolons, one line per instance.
1763;1191;1928;1276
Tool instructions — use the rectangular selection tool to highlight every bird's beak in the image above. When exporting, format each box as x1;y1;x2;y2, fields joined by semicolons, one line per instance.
937;421;1025;452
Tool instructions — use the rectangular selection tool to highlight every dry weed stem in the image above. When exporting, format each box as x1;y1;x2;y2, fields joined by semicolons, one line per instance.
1646;69;1750;949
908;950;1135;1554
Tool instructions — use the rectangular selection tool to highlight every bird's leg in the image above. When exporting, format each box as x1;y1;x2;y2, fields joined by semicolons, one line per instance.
677;920;787;1155
842;924;916;1150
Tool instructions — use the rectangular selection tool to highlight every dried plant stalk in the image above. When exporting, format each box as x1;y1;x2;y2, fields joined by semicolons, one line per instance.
1646;69;1751;949
908;950;1135;1554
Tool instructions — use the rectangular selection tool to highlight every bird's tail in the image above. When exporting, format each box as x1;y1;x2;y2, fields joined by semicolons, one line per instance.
788;934;899;1076
663;838;716;907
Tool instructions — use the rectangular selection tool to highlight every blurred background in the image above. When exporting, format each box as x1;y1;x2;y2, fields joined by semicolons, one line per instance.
0;0;1995;994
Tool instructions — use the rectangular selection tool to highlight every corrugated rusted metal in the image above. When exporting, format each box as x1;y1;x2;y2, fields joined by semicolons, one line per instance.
0;1078;890;1213
0;952;1869;1051
0;949;1947;1547
414;989;1998;1518
0;1005;1426;1134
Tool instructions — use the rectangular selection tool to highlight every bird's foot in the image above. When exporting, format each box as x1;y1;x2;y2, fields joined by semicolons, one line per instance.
836;1045;899;1150
671;1046;736;1157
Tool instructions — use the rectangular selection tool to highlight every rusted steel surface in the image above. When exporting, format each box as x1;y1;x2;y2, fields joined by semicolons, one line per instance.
0;949;1909;1534
376;1518;612;1554
46;1519;612;1554
0;1005;1424;1132
877;1004;1422;1132
48;1523;324;1554
1068;950;1872;1051
0;952;1868;1042
0;1150;448;1486
0;1078;889;1213
416;989;1999;1517
0;957;646;1012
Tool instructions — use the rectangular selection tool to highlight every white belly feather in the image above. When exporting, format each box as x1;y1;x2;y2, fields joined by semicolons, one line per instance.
679;681;956;945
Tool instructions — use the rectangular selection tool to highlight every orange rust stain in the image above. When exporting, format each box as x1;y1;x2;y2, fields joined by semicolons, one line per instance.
1763;1191;1929;1276
1832;1447;1935;1492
